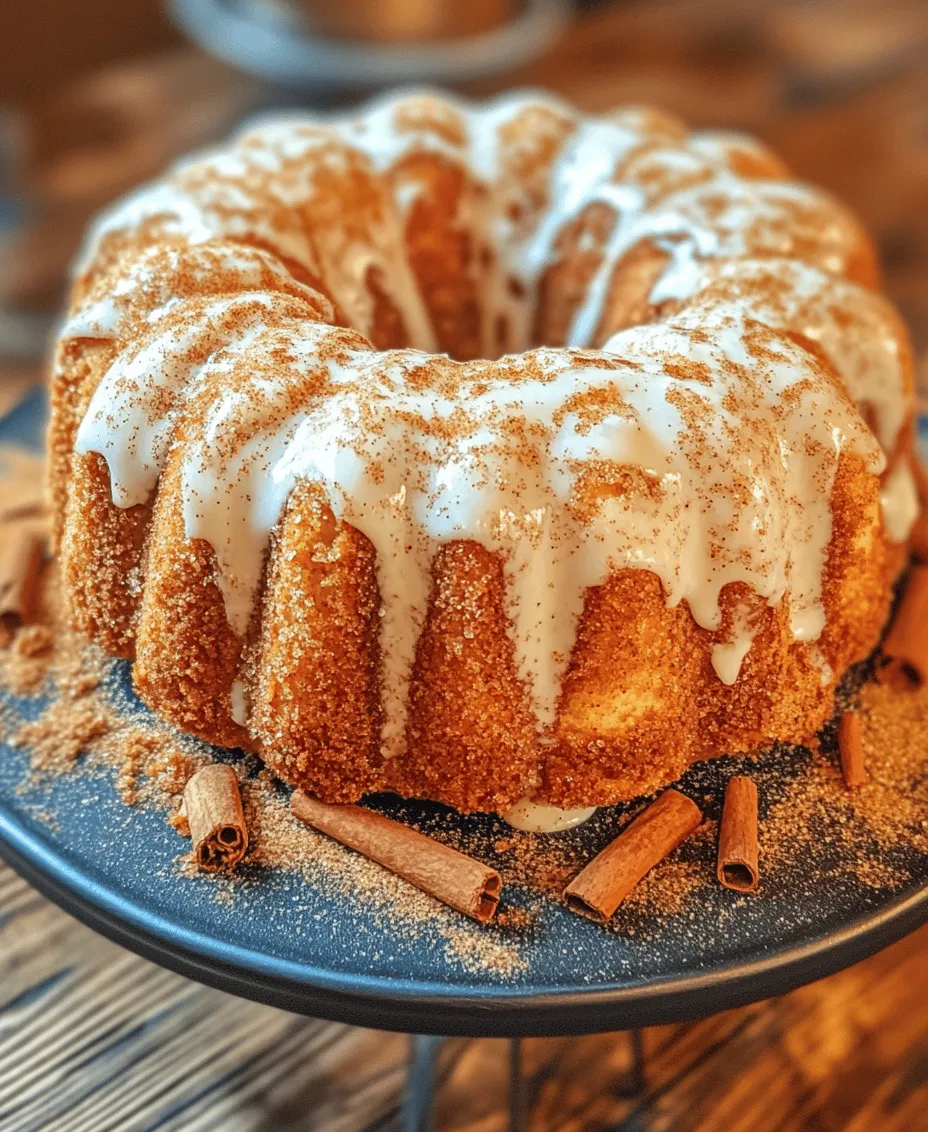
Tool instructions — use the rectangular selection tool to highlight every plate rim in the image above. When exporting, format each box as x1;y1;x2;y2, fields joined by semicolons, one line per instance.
3;801;928;1037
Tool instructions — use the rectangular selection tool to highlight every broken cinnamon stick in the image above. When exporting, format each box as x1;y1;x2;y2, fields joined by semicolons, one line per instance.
717;777;759;892
0;526;44;626
838;709;867;788
878;565;928;688
184;764;248;871
563;789;702;923
290;791;501;923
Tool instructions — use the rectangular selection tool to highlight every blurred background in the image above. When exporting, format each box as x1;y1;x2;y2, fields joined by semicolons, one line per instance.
3;0;928;379
3;2;928;1128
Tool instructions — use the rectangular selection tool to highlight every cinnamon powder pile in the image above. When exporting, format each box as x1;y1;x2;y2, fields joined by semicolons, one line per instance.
758;680;928;889
2;624;55;696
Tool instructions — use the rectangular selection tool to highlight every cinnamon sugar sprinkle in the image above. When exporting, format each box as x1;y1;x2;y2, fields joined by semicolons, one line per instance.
760;679;928;882
3;565;928;970
0;570;532;976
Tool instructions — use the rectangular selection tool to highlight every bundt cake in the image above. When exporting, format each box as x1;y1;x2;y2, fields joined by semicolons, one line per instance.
48;89;919;827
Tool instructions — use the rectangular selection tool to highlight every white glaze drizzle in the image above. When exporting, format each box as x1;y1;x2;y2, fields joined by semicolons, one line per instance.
75;292;318;506
75;121;434;353
809;645;835;687
711;603;757;686
230;679;249;727
75;298;883;749
677;258;910;457
503;800;597;833
74;88;869;370
330;88;580;358
65;241;333;341
334;91;496;356
75;174;320;284
65;90;910;761
675;258;916;542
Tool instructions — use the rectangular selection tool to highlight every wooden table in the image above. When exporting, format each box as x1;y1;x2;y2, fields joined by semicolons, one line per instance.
5;854;928;1130
4;2;928;1128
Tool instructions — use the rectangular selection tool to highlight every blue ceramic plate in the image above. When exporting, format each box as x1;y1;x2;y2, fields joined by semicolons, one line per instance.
1;392;927;1038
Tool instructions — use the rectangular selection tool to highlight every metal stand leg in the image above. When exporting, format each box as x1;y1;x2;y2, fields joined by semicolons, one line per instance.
509;1038;527;1132
401;1034;446;1132
629;1028;646;1096
614;1028;646;1099
400;1029;645;1131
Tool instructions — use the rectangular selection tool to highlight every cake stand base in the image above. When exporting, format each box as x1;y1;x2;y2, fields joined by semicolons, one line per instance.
400;1030;646;1132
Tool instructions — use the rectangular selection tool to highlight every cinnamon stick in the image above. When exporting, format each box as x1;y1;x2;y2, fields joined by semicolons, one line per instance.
0;445;45;521
290;791;501;923
878;565;928;688
838;710;867;788
563;789;702;923
911;512;928;564
717;777;758;892
0;526;44;626
184;764;248;871
911;456;928;561
912;455;928;507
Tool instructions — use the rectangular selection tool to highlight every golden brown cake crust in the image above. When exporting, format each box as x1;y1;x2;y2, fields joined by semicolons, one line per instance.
49;92;917;815
393;541;540;813
250;483;385;803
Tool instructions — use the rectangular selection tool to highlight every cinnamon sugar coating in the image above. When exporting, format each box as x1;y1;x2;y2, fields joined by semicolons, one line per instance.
48;91;917;814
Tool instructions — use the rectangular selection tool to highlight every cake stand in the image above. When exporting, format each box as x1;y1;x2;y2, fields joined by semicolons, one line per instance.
3;396;928;1128
168;0;568;92
4;714;928;1130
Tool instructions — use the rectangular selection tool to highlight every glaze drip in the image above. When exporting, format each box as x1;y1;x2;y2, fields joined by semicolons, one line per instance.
76;297;883;747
